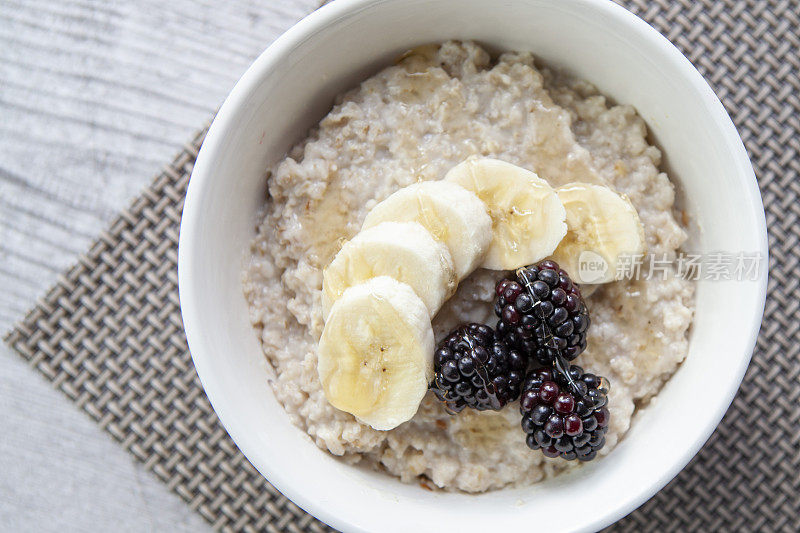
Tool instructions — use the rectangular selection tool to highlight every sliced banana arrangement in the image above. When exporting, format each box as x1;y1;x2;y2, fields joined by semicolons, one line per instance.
317;158;645;430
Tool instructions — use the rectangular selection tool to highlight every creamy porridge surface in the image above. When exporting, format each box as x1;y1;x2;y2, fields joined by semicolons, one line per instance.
243;41;694;492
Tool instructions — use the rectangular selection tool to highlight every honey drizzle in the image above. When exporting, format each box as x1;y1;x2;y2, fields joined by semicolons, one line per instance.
515;267;595;400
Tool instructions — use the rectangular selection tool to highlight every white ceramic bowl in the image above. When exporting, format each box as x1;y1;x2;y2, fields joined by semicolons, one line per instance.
178;0;768;531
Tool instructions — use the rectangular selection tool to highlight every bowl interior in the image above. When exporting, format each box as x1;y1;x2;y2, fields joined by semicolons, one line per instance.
179;0;767;531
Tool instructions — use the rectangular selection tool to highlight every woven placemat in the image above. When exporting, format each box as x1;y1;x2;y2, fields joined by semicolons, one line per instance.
4;0;799;531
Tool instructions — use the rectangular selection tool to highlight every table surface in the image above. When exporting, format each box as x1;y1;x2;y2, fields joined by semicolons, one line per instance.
0;0;319;530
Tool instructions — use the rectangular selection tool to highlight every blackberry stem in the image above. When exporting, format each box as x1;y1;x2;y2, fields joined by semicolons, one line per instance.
516;267;590;401
465;333;502;410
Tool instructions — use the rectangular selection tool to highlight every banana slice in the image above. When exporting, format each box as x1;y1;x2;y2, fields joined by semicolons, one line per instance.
321;221;456;320
318;276;435;430
550;183;646;284
445;157;567;270
361;181;492;280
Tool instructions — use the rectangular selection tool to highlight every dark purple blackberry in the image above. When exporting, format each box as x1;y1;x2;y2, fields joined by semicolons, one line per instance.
495;260;590;365
519;365;611;461
431;323;527;412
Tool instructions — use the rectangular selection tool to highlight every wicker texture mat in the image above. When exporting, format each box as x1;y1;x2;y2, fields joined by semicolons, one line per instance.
4;0;799;531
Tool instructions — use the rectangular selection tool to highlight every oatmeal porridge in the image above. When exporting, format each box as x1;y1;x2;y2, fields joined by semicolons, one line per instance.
242;41;694;492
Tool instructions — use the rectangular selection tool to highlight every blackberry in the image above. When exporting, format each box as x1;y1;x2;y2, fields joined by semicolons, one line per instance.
519;365;611;461
494;260;590;365
431;323;527;412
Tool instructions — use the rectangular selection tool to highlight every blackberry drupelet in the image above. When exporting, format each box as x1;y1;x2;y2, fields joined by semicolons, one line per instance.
494;260;590;365
519;365;611;461
431;323;527;412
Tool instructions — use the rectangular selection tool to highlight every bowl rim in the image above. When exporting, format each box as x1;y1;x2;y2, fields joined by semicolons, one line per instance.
178;0;769;531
